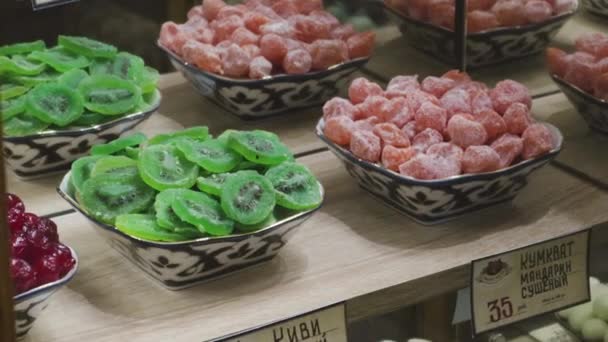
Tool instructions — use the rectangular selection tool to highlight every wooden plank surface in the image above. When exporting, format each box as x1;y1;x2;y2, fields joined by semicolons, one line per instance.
24;150;608;342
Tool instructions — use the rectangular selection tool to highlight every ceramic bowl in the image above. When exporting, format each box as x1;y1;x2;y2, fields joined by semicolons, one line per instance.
57;172;323;290
3;91;161;179
582;0;608;16
552;75;608;134
383;1;578;68
159;44;369;119
316;119;563;225
14;246;78;339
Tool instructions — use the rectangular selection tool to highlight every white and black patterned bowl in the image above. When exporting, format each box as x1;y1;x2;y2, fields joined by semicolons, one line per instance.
14;246;78;340
583;0;608;16
3;91;161;180
159;44;369;119
57;173;323;290
383;2;578;68
316;119;562;225
552;75;608;134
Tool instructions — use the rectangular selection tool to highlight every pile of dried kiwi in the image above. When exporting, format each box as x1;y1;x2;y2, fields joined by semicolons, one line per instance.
0;36;159;136
69;127;323;242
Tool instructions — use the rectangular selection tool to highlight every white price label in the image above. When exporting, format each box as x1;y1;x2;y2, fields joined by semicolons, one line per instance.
31;0;78;10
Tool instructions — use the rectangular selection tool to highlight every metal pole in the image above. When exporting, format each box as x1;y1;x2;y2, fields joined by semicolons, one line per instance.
454;0;468;72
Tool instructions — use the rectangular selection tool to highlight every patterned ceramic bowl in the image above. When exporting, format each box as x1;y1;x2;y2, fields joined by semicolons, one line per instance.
552;75;608;134
383;1;578;68
316;119;563;225
3;91;161;180
159;44;369;119
583;0;608;16
14;246;78;340
57;172;323;290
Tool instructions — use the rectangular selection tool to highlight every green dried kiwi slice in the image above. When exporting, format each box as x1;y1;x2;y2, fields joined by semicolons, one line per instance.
154;189;197;231
27;83;84;127
135;90;160;112
0;40;45;56
72;111;111;126
3;113;49;136
0;82;30;100
265;162;322;211
91;132;147;155
176;138;242;173
78;74;141;115
58;35;118;58
80;173;155;224
115;214;188;242
12;69;61;86
57;68;88;89
1;95;26;121
0;55;45;76
236;213;277;233
216;129;237;144
196;173;232;197
138;144;199;191
228;130;292;166
139;66;159;94
29;47;91;73
90;155;138;178
147;126;209;146
234;160;268;172
89;58;113;75
172;189;234;236
70;155;103;195
123;146;140;160
111;52;145;82
221;171;276;225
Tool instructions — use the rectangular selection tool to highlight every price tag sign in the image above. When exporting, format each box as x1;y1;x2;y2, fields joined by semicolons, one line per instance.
31;0;78;11
471;230;590;335
211;303;347;342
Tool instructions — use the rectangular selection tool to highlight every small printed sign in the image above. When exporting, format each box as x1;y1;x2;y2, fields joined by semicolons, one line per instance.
31;0;78;11
471;230;590;335
211;303;347;342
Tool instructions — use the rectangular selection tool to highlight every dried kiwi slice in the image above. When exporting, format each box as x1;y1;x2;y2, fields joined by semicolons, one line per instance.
0;56;45;76
26;83;84;126
78;74;141;115
236;213;277;233
29;47;91;72
115;214;188;242
221;171;276;225
228;130;292;166
196;173;231;197
58;35;118;58
1;96;26;121
57;68;88;89
72;111;111;126
138;144;199;191
176;138;242;173
123;146;140;160
90;156;138;178
154;189;198;231
12;69;61;86
139;66;159;94
89;58;113;75
172;189;234;236
70;155;103;195
148;126;209;146
265;162;322;210
3;113;49;136
111;52;145;82
91;132;147;155
0;40;45;56
0;82;30;100
80;173;155;224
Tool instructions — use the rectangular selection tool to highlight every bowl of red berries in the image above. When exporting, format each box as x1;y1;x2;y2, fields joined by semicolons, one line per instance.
316;72;562;224
7;193;78;339
582;0;608;16
383;0;578;68
547;32;608;133
158;0;374;119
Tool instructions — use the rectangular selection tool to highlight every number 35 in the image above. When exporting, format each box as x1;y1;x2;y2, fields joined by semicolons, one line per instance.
488;297;513;323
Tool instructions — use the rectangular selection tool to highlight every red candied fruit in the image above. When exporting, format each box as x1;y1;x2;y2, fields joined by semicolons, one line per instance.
503;102;532;135
470;90;494;115
331;24;356;40
446;114;488;148
11;258;37;294
231;27;259;46
222;44;251;77
310;10;341;29
324;116;355;145
211;15;244;43
490;79;532;114
546;47;569;78
295;0;323;14
594;73;608;101
475;109;507;141
22;213;40;233
491;133;524;168
290;14;330;43
428;3;455;30
440;88;472;118
382;97;414;127
217;5;246;19
468;0;495;11
407;90;440;112
521;123;554;159
468;10;500;33
33;254;61;286
260;33;288;64
249;56;272;79
415;102;448;133
462;146;501;173
554;0;577;14
373;123;411;148
524;0;552;23
564;56;596;92
159;22;189;53
358;96;389;120
575;32;608;59
412;128;444;152
407;0;430;20
243;44;261;58
11;233;29;260
355;116;381;132
382;146;417;171
7;193;24;213
349;78;384;104
259;20;296;37
182;41;223;74
51;243;75;276
402;121;417;140
385;75;420;99
244;12;271;34
310;39;349;70
347;32;376;59
492;0;527;27
421;76;455;98
399;154;461;180
187;5;204;19
427;142;464;162
272;0;299;17
323;97;358;120
350;130;382;162
283;49;312;74
202;0;227;21
442;69;472;84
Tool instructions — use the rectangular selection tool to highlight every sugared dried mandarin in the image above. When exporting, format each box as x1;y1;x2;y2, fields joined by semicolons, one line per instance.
310;39;349;70
470;90;494;115
260;33;288;64
468;10;500;33
295;0;323;14
249;56;272;79
413;128;444;152
242;44;261;58
272;0;299;17
373;123;411;147
421;76;455;98
492;0;527;26
475;109;507;141
382;97;414;127
231;27;259;46
503;102;532;134
217;5;246;19
324;116;355;145
427;142;463;162
182;40;223;74
323;97;358;120
212;15;244;43
202;0;226;21
462;146;501;173
290;15;331;43
524;0;552;23
447;114;488;148
359;96;389;120
546;47;569;78
244;12;271;34
442;69;472;84
350;130;382;162
522;124;554;159
188;5;204;19
259;20;296;37
399;154;461;179
184;14;209;28
554;0;577;14
441;88;472;117
575;32;608;58
415;101;448;133
429;3;455;30
222;44;251;77
349;77;384;104
402;121;417;140
331;24;356;40
594;73;608;100
491;133;523;167
382;146;418;171
564;57;596;92
159;22;189;53
407;90;440;112
490;79;532;114
283;49;312;74
310;10;341;29
347;32;376;59
385;75;420;99
355;116;381;132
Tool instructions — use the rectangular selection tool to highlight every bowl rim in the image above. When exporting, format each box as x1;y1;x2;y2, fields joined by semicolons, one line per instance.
3;89;162;142
157;42;371;85
382;0;579;36
13;245;79;301
315;118;563;185
551;74;608;106
56;171;324;247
